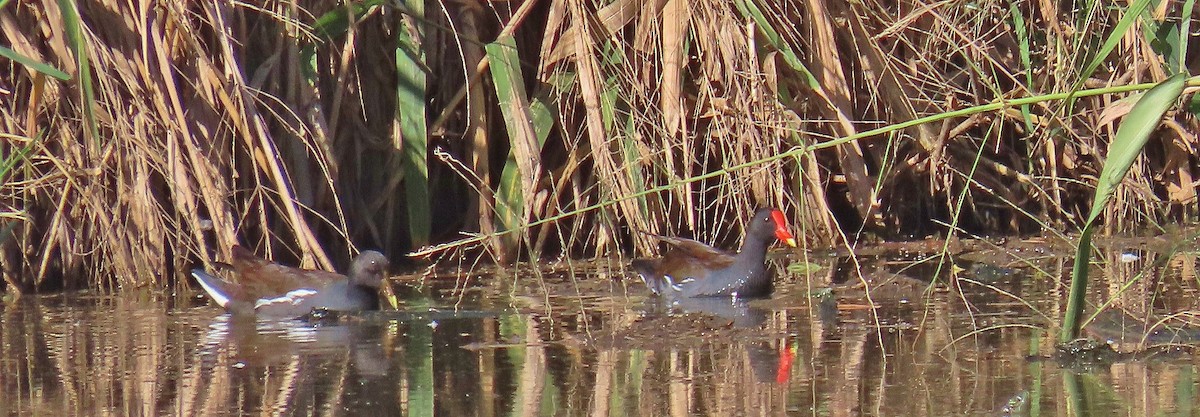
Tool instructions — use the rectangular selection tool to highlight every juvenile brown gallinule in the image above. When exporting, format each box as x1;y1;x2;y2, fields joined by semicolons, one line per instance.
632;208;797;298
191;246;389;318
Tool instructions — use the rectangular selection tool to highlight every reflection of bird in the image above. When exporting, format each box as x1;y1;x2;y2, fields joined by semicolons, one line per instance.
667;297;791;384
670;297;769;328
191;246;389;318
632;208;796;298
197;314;391;376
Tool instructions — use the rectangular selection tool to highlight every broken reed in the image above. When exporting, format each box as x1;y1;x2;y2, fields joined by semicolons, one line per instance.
0;0;1196;291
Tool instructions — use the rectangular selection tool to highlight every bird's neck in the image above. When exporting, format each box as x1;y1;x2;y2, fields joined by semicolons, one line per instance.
737;237;770;263
347;283;380;309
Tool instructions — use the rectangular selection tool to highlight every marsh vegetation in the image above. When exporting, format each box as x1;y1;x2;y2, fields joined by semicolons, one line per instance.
0;0;1197;292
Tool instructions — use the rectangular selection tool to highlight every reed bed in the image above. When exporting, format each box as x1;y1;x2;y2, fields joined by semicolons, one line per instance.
0;0;1196;290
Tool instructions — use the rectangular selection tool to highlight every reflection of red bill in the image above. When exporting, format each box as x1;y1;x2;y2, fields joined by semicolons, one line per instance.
776;341;796;384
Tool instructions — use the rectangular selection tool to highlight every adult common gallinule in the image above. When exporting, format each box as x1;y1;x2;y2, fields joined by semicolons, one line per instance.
191;246;389;318
632;208;797;299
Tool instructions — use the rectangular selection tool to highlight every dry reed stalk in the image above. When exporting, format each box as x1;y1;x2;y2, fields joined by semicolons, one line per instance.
567;0;628;254
797;0;879;230
458;3;492;238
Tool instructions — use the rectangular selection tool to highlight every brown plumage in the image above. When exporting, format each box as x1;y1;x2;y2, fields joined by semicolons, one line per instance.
192;245;389;318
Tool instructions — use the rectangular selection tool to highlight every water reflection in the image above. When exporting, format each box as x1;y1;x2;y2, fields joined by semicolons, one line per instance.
1;250;1199;416
186;315;395;415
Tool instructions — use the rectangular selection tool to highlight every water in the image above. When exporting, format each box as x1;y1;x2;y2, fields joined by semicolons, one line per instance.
2;242;1199;416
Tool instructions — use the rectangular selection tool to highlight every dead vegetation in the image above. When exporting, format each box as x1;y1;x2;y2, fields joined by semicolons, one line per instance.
0;0;1196;291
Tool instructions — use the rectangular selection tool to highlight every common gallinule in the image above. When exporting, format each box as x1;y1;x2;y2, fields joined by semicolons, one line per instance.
191;246;389;318
632;208;797;298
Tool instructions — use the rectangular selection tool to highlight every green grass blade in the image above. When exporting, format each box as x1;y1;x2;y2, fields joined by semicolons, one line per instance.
1139;0;1192;74
494;161;523;253
1084;74;1187;226
732;0;820;90
487;35;549;254
1062;226;1096;343
56;0;99;144
487;37;526;248
311;0;388;39
300;1;388;83
397;0;430;246
0;132;37;252
0;46;70;80
1060;73;1187;343
620;115;648;222
528;95;555;145
0;133;38;183
1071;0;1151;96
1008;3;1035;133
1180;0;1194;73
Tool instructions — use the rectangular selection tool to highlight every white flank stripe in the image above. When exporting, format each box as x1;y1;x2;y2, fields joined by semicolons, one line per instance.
664;275;683;292
254;289;318;309
192;270;231;308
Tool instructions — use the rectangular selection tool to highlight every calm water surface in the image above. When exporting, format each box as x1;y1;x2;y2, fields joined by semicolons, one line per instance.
3;242;1200;416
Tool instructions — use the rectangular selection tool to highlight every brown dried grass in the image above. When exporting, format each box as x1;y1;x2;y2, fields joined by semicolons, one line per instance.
0;0;1196;291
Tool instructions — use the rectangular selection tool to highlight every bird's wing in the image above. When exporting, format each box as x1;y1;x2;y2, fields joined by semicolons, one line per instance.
654;236;736;270
230;245;344;296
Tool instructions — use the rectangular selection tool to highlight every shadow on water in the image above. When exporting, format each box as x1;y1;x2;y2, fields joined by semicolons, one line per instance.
3;237;1200;416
